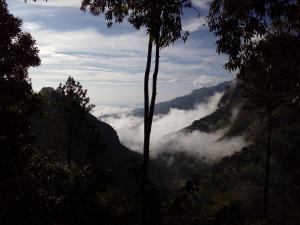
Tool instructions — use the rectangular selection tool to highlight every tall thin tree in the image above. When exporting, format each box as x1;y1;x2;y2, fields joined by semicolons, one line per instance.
80;0;190;224
57;76;94;165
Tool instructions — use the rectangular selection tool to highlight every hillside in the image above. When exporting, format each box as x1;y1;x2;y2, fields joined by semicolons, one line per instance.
31;87;139;170
183;80;262;141
149;80;300;224
131;80;231;117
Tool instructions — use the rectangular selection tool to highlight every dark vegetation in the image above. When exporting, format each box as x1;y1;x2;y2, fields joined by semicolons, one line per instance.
1;0;300;225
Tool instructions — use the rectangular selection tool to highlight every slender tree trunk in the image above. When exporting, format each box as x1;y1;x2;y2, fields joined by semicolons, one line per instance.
67;126;72;165
141;33;160;225
141;35;153;225
264;103;272;220
148;36;160;139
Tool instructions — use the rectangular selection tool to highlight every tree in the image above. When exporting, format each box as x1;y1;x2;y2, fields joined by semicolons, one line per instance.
57;76;94;165
208;0;300;219
0;0;41;180
238;35;300;219
80;0;190;224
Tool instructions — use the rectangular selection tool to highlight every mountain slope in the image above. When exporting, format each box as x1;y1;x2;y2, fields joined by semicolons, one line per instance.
131;80;231;117
183;80;243;132
183;80;262;141
32;87;139;170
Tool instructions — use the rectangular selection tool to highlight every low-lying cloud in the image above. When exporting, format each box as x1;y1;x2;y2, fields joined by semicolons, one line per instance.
96;92;248;160
153;131;246;161
92;105;136;117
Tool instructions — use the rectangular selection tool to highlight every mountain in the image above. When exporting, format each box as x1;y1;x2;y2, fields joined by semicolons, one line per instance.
31;87;139;170
131;80;232;117
183;80;265;141
182;80;257;136
150;80;300;223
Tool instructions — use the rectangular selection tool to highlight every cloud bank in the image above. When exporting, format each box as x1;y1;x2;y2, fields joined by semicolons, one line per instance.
154;131;246;160
98;93;248;160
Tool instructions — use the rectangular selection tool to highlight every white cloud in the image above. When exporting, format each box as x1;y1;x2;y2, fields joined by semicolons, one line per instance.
8;0;231;104
23;22;230;86
23;21;43;31
101;92;248;159
193;75;229;87
92;105;135;117
103;92;219;151
156;130;246;160
183;17;207;33
24;25;148;82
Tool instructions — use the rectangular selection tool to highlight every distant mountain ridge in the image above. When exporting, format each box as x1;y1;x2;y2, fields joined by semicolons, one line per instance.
184;80;244;133
182;80;261;141
130;80;232;117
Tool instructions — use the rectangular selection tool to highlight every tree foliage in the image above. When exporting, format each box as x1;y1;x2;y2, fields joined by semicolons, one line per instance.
208;0;300;71
0;0;41;179
208;0;300;219
81;0;189;47
57;76;95;113
57;76;94;164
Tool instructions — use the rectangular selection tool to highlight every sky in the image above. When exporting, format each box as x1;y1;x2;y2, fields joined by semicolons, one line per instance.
7;0;234;105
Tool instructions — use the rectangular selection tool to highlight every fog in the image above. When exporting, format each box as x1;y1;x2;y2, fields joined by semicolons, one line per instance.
94;92;248;160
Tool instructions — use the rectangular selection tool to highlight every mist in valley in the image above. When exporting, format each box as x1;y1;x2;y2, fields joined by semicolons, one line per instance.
93;92;248;160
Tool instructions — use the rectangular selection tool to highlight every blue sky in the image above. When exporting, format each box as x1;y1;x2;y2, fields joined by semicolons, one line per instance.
7;0;234;105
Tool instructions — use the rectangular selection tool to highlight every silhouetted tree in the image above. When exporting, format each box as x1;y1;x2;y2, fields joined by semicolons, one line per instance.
0;0;41;180
208;0;300;219
80;1;191;224
57;76;94;165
